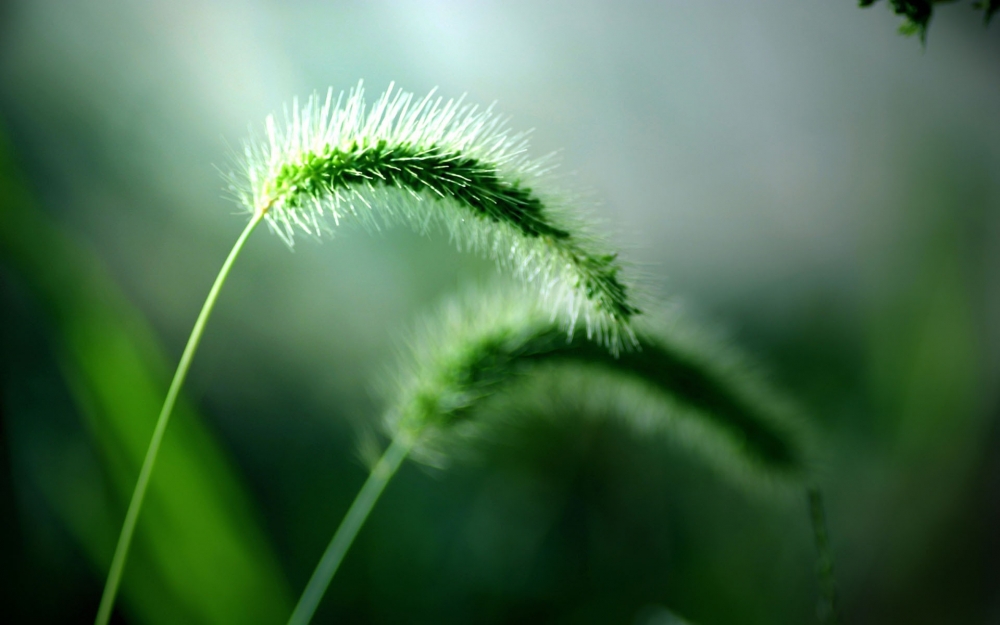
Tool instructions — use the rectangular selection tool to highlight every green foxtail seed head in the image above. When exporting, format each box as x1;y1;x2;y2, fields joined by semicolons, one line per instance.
232;82;640;350
382;284;811;493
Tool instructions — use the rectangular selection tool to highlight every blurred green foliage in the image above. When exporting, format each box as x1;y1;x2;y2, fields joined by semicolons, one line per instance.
0;130;291;624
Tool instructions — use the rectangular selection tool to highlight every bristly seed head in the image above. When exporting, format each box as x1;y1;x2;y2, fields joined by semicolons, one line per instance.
232;81;640;350
383;285;810;491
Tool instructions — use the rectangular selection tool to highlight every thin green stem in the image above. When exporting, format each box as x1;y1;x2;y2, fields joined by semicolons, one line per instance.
808;486;840;625
288;433;414;625
95;213;263;625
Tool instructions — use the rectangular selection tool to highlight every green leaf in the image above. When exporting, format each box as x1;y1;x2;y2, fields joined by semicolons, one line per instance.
0;128;292;625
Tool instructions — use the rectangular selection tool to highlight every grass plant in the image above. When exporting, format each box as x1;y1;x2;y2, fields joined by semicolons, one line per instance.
96;82;639;624
289;287;817;624
94;81;835;625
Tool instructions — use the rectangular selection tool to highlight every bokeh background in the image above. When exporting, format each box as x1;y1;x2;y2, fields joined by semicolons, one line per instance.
1;1;998;623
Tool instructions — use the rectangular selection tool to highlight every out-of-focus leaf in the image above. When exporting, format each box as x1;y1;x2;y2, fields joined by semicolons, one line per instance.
0;128;291;624
860;0;998;40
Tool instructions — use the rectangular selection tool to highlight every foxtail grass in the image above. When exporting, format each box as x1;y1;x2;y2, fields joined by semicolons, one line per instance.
288;286;812;624
235;81;639;349
96;83;639;624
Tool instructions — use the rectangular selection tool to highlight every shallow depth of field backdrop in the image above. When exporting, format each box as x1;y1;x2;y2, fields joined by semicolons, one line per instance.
1;1;999;624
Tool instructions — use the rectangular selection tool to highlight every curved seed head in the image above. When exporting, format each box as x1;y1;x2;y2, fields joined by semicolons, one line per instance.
232;82;640;349
383;285;812;493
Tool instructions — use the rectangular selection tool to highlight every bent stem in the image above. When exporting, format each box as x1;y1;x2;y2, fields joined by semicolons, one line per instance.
95;213;263;625
288;433;414;625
